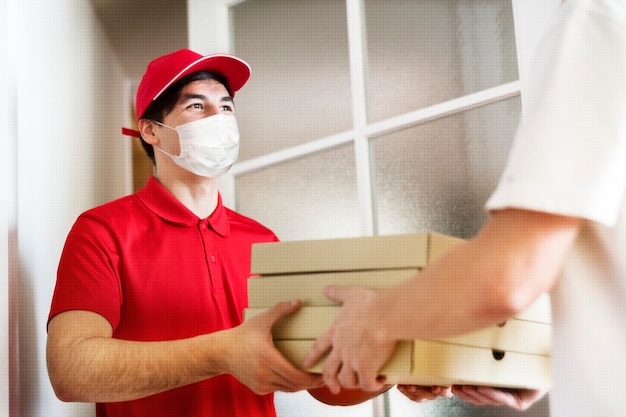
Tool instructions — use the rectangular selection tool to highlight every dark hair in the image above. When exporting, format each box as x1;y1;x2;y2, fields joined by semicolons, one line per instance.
139;71;233;165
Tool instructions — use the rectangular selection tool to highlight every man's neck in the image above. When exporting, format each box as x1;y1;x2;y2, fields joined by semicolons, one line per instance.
156;172;220;219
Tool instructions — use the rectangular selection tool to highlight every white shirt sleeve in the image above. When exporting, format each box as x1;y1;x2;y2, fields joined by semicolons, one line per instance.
486;0;626;226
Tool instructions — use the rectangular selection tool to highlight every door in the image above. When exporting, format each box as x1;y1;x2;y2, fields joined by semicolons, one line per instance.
199;0;552;415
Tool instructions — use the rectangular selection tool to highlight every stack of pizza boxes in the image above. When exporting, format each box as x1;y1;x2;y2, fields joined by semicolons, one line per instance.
244;233;552;389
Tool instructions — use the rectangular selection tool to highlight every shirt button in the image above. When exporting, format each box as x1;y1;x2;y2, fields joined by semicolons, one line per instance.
200;222;207;230
210;255;216;263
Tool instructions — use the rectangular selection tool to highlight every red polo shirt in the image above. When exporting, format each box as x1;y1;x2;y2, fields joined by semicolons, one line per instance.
49;176;279;417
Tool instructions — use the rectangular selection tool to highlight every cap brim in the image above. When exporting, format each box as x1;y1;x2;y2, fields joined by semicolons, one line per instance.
153;54;251;101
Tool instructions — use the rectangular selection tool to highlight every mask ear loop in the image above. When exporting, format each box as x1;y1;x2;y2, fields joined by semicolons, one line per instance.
151;120;181;157
153;145;179;158
153;120;177;131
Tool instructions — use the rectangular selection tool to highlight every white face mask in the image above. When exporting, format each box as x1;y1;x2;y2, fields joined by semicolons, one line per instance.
154;114;240;178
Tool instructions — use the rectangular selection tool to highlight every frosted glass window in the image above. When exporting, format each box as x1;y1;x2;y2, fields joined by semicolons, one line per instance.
235;144;360;241
372;96;521;238
365;0;518;122
231;0;353;161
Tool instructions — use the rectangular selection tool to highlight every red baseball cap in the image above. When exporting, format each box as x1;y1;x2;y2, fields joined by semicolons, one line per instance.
122;49;251;137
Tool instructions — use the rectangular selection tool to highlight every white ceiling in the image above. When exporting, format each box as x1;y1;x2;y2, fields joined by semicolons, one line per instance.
90;0;189;81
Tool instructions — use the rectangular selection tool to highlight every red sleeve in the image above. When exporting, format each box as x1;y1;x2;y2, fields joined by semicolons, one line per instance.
48;212;123;330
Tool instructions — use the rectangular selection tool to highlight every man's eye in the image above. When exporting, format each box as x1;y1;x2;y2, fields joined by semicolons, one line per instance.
221;105;234;112
188;103;203;109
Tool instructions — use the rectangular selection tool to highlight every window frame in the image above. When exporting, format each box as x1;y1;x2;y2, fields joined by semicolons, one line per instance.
201;0;522;238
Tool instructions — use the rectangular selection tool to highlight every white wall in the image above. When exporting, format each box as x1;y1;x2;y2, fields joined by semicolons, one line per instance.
1;0;17;415
6;0;130;416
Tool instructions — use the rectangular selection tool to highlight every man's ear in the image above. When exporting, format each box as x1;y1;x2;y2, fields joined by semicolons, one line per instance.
138;119;159;145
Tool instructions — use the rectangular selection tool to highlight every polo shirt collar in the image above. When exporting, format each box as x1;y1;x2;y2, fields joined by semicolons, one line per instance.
136;176;231;237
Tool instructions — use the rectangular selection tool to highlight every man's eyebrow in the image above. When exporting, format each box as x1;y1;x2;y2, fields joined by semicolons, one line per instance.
179;93;233;103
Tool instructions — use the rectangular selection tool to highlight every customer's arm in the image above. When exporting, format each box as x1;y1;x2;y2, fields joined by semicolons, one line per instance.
304;208;581;393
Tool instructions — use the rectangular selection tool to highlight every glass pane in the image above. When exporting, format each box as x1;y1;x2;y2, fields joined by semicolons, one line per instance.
231;0;353;161
235;144;360;242
372;96;521;239
365;0;518;122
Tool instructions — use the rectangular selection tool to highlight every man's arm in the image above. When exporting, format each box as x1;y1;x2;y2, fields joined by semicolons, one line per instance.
304;208;581;393
47;300;323;403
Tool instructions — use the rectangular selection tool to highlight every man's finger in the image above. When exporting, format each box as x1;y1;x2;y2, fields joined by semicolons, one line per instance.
258;300;301;326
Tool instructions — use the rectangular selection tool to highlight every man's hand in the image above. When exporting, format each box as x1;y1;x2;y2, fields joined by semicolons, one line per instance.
302;286;396;394
226;300;324;394
452;386;547;410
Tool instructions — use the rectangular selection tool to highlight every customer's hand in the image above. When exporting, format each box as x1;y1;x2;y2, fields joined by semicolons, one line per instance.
452;386;547;410
303;285;396;394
